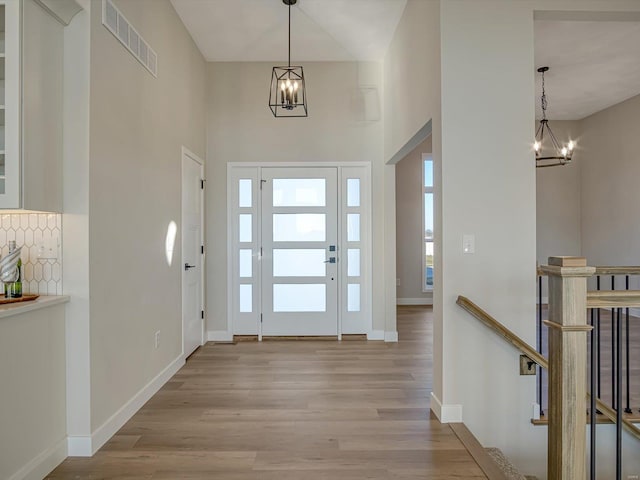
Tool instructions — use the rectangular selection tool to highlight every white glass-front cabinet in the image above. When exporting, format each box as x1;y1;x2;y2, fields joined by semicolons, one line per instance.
0;0;63;211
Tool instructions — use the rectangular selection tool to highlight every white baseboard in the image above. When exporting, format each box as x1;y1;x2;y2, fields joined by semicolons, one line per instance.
207;330;233;342
367;330;384;340
8;437;67;480
384;331;398;342
430;392;463;423
68;354;185;457
66;436;92;457
397;297;433;306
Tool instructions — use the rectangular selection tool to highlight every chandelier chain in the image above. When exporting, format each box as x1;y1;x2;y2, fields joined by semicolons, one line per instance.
540;69;548;120
288;2;291;68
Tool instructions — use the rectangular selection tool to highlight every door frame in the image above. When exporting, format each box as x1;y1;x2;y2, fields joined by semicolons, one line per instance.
226;161;372;340
181;146;205;358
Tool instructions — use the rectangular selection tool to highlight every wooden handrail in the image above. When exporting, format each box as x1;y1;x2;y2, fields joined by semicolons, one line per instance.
456;295;547;369
538;266;640;277
593;266;640;276
587;290;640;309
591;397;640;439
456;295;640;440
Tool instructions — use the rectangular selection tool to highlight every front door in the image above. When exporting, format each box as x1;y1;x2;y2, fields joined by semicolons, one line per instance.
261;167;338;336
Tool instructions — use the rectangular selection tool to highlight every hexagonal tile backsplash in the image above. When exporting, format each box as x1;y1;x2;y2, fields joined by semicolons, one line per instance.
0;213;62;295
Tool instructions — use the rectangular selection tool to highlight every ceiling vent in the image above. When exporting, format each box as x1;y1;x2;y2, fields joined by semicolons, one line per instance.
102;0;157;77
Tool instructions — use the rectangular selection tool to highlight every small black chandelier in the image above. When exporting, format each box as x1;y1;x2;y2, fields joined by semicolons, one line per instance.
534;66;575;168
269;0;308;117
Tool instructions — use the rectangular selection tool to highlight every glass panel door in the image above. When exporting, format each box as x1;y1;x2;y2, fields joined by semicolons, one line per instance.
261;167;338;336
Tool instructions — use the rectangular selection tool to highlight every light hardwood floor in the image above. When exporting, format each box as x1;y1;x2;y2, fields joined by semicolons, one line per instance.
48;306;487;479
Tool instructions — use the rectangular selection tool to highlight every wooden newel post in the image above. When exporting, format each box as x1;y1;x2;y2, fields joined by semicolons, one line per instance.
541;257;595;480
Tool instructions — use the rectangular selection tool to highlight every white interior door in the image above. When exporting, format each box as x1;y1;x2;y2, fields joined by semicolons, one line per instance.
182;150;204;357
261;167;338;336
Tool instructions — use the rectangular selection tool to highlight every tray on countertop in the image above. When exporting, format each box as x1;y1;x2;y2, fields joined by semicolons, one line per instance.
0;294;40;305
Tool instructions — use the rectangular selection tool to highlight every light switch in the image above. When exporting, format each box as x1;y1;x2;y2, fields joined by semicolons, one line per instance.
462;234;475;254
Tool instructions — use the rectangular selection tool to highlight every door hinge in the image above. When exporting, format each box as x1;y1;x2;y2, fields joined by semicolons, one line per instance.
201;310;204;319
201;179;205;189
201;245;204;254
260;313;263;323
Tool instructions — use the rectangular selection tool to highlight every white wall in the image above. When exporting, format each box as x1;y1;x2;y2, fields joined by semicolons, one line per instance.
383;0;442;380
439;0;541;476
536;121;582;269
0;305;67;480
88;0;206;431
396;135;432;302
536;120;582;303
580;93;640;268
205;61;387;335
384;0;441;163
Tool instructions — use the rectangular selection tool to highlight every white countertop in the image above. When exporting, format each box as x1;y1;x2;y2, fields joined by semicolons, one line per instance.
0;295;70;319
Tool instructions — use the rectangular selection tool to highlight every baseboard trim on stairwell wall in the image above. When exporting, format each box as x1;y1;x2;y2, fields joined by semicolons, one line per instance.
68;354;185;457
207;330;234;342
430;392;463;423
397;297;433;306
384;331;399;342
8;437;67;480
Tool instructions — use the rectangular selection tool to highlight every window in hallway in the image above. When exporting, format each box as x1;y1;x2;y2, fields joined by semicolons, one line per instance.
423;155;434;290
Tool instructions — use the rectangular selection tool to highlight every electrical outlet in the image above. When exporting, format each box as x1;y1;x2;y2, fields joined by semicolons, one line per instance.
520;355;536;375
37;232;59;260
154;331;160;349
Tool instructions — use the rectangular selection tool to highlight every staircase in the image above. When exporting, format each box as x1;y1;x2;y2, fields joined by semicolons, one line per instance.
485;448;538;480
458;256;640;480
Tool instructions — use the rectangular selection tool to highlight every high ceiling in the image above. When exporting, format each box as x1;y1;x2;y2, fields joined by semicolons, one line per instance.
170;3;640;120
170;0;408;62
534;20;640;120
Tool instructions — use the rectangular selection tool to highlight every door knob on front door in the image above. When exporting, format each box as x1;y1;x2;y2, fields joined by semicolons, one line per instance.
324;257;336;264
185;263;196;271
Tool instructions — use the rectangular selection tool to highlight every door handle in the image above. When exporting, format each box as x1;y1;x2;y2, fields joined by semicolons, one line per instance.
324;257;336;264
185;263;196;271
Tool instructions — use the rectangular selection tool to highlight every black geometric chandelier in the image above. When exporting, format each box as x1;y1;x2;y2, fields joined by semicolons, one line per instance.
534;66;575;168
269;0;308;117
